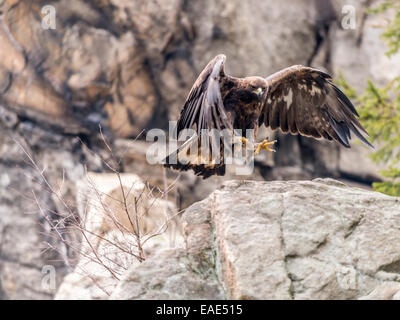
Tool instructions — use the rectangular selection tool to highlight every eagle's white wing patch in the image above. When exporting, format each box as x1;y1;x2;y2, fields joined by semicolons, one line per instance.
283;88;293;110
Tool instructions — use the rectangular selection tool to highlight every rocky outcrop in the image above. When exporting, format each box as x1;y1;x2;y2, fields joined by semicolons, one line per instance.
359;283;400;300
0;124;104;299
109;247;224;300
55;173;182;300
0;0;317;137
110;179;400;300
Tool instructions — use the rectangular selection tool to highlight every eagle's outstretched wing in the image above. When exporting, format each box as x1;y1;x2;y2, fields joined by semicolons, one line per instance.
176;54;232;135
164;55;231;178
261;65;373;148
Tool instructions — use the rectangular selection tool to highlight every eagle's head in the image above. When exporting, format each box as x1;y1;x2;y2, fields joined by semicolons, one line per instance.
245;76;268;99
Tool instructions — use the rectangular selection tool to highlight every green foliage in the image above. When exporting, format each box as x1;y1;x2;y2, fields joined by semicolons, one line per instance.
368;0;400;57
372;181;400;197
337;2;400;197
358;78;400;164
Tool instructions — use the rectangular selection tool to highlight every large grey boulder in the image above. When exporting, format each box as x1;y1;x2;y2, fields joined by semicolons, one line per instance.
359;282;400;300
110;178;400;300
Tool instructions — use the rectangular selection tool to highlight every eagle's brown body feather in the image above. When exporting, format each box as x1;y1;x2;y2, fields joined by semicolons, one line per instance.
221;77;264;134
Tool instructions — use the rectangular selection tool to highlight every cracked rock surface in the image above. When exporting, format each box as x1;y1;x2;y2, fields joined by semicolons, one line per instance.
111;178;400;300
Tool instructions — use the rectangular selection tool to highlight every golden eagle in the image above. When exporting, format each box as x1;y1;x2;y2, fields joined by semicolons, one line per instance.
164;54;372;178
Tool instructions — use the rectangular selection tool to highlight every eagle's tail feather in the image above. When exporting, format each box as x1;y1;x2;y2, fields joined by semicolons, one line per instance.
163;135;225;179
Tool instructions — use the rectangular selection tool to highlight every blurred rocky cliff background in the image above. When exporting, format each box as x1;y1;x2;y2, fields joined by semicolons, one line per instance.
0;0;399;299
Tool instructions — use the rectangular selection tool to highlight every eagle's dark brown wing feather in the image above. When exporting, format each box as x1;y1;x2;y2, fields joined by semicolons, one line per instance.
177;54;232;135
262;65;372;148
165;54;231;178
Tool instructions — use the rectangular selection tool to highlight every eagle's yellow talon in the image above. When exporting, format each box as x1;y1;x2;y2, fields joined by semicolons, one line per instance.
233;136;249;145
240;137;249;144
254;139;276;155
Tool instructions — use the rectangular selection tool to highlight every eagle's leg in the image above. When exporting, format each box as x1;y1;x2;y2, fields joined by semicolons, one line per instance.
233;136;254;149
254;140;277;155
240;137;249;144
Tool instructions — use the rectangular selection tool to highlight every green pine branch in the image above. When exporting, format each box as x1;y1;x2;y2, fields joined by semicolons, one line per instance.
337;1;400;197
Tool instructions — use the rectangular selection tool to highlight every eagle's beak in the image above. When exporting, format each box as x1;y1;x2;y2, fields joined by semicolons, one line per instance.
252;88;263;97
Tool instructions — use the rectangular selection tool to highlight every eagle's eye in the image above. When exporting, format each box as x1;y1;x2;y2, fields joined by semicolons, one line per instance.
252;87;263;97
